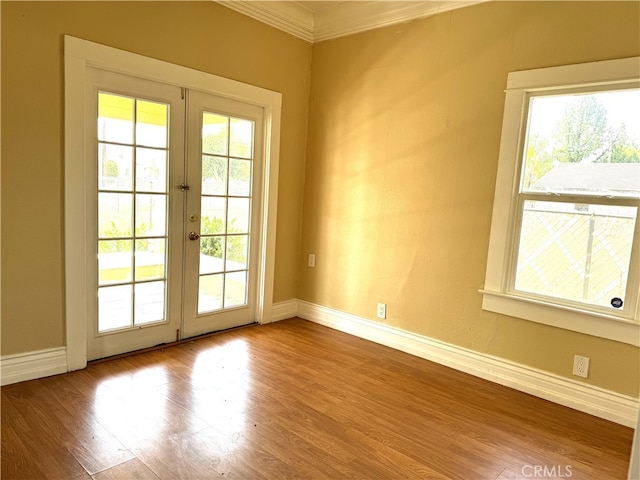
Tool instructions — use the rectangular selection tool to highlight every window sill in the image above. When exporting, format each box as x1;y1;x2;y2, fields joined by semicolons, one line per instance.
480;290;640;346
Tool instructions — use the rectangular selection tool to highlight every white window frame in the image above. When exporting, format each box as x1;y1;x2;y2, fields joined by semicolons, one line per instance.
64;36;282;370
481;57;640;347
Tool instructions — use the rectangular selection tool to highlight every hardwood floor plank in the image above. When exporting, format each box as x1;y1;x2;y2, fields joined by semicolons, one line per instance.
1;318;633;479
128;428;266;480
92;458;161;480
244;407;351;479
1;409;44;480
1;387;90;479
16;375;134;475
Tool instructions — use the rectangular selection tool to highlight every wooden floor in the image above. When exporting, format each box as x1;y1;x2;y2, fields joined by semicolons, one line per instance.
1;318;633;480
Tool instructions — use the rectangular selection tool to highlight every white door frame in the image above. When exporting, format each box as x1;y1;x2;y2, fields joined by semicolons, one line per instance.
64;36;282;371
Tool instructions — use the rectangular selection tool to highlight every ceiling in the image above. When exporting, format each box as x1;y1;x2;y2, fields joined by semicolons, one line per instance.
218;1;486;43
296;1;350;12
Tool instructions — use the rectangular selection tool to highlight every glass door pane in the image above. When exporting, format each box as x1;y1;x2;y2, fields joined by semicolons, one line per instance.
97;92;169;332
198;113;254;314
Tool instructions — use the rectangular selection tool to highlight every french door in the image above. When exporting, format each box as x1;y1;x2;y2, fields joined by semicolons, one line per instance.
87;69;262;360
183;91;262;338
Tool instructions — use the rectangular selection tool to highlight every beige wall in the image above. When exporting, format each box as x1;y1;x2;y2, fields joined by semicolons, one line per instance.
1;1;311;355
300;1;640;396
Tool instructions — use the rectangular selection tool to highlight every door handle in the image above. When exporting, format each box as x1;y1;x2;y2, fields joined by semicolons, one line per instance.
188;231;200;241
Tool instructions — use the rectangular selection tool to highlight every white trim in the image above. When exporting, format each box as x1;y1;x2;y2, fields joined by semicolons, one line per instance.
481;290;640;347
296;299;639;427
216;0;486;43
65;46;90;372
482;56;640;345
219;1;314;43
64;36;281;370
1;348;68;386
271;299;298;322
313;0;486;43
506;56;640;91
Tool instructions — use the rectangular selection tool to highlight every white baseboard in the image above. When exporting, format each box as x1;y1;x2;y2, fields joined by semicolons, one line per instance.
1;347;68;386
297;299;639;428
271;299;298;322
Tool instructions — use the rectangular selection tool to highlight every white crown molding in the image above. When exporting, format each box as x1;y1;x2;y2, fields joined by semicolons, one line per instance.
217;1;487;43
218;1;315;42
313;1;486;42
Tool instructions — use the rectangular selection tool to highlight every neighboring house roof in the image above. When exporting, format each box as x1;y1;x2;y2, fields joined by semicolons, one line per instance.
531;162;640;195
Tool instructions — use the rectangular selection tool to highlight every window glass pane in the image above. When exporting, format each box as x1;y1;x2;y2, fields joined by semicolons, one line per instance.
136;100;168;148
226;235;248;271
229;159;251;197
522;89;640;197
99;193;133;238
229;118;253;158
225;271;247;308
135;239;165;281
135;194;166;237
202;113;228;155
202;155;227;196
136;148;167;193
99;144;133;191
199;274;223;313
135;281;166;325
201;197;226;234
200;236;225;274
98;240;132;286
228;197;249;234
98;284;132;332
98;93;134;144
514;201;637;309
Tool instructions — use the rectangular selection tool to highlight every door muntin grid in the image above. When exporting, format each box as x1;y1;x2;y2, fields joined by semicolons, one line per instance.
197;112;254;314
97;92;170;333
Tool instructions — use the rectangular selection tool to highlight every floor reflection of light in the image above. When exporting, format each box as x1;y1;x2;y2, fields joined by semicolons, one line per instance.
93;365;169;444
191;339;251;447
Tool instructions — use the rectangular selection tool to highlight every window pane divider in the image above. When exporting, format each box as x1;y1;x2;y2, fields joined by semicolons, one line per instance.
98;188;167;197
518;192;640;207
99;277;166;288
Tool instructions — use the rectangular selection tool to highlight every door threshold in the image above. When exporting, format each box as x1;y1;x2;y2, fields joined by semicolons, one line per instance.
88;322;259;365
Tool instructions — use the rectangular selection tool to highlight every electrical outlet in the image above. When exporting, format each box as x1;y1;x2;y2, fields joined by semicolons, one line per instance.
377;302;386;319
308;253;316;268
573;355;590;378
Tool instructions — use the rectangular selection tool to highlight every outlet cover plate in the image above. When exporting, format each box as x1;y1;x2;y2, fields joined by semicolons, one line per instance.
573;355;590;378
